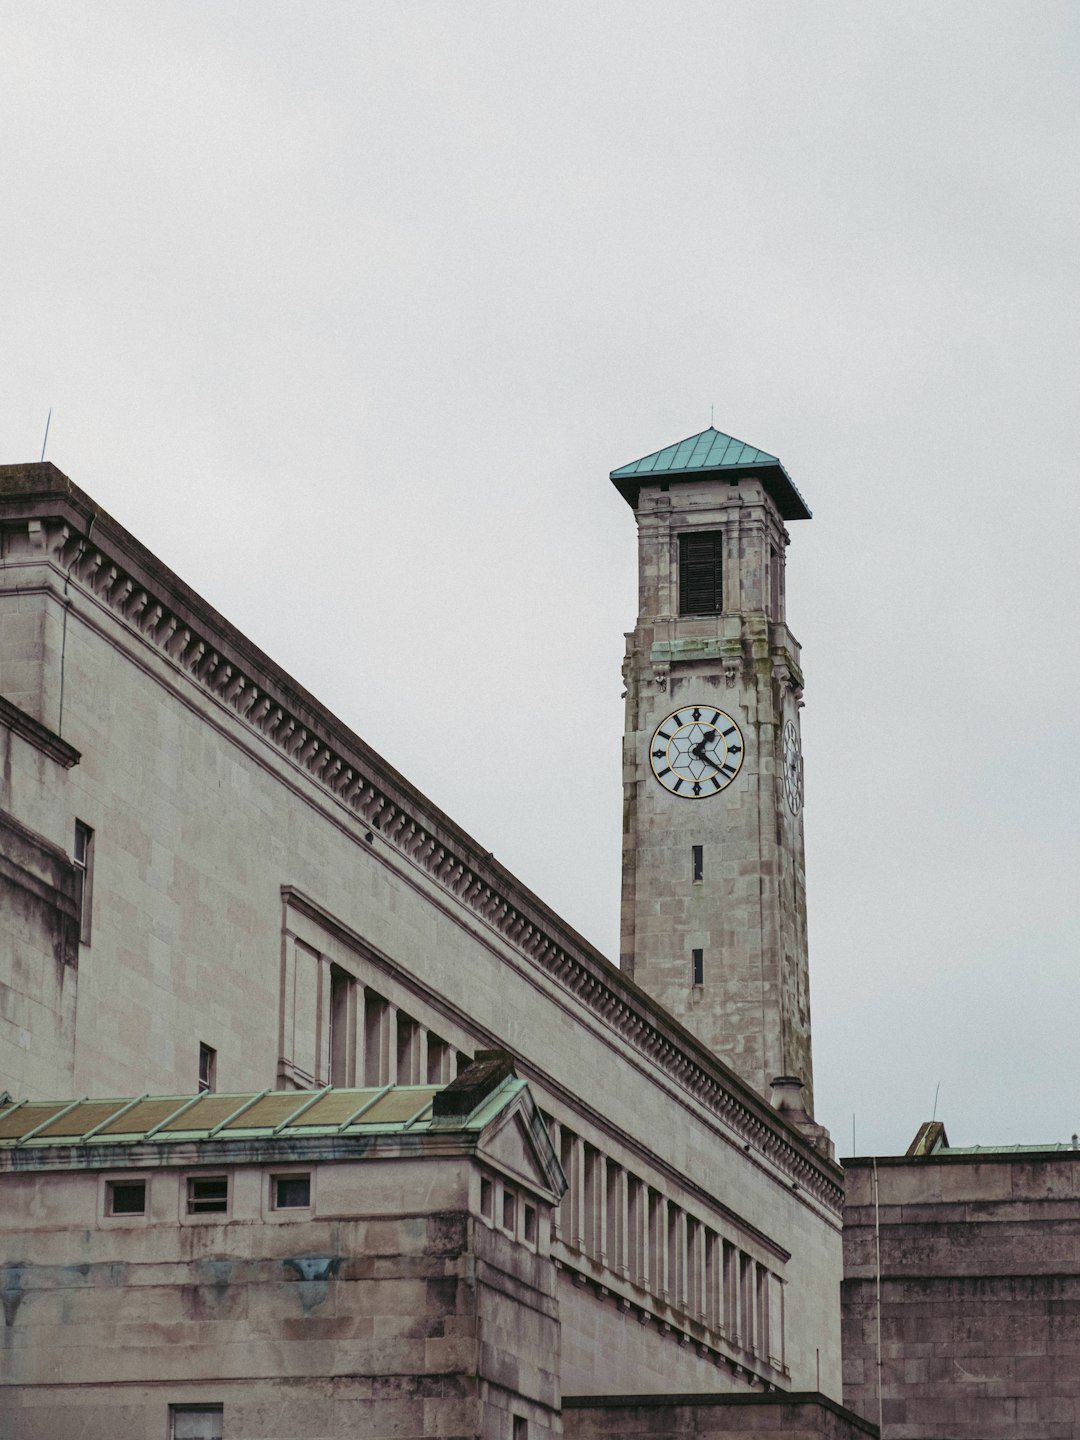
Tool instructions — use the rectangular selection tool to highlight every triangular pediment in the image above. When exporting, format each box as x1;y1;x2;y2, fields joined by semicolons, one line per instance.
476;1096;565;1200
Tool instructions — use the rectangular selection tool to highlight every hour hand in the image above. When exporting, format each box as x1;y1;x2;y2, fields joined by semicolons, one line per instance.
691;729;718;761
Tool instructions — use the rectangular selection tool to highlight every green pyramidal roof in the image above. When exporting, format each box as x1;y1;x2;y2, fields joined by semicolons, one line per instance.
610;427;811;520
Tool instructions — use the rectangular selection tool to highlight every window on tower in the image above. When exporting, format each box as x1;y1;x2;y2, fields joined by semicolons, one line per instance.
678;532;723;614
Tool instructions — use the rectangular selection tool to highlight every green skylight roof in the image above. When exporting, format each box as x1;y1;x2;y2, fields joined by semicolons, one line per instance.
610;426;811;521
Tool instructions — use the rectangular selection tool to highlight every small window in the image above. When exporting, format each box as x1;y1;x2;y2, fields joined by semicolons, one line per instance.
513;1417;529;1440
502;1189;517;1233
523;1204;537;1246
678;531;723;615
170;1406;223;1440
480;1177;493;1220
198;1044;216;1094
107;1179;146;1216
273;1174;311;1209
73;820;94;944
692;845;703;883
187;1176;228;1214
692;948;704;987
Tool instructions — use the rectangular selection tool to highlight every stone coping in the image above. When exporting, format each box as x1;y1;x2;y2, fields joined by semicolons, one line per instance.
843;1148;1080;1168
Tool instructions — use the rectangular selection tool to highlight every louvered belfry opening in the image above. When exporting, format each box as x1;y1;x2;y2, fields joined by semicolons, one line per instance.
678;531;723;615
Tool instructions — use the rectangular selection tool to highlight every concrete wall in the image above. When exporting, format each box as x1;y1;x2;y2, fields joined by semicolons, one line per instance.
0;467;844;1399
842;1151;1080;1437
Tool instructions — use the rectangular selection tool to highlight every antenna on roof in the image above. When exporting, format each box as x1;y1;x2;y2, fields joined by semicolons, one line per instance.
40;408;52;462
931;1080;941;1122
710;403;714;427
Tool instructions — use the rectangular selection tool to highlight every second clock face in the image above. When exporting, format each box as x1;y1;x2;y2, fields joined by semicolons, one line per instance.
648;706;744;798
783;719;803;815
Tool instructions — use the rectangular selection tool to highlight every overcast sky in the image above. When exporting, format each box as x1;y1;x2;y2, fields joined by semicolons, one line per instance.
2;1;1077;1157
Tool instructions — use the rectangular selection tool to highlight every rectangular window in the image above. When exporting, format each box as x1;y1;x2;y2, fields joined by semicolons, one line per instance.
272;1174;311;1209
198;1044;216;1094
692;948;704;987
107;1179;146;1216
187;1176;228;1214
770;544;782;619
363;991;388;1086
426;1034;451;1084
678;531;723;615
328;965;350;1086
502;1188;517;1233
513;1418;529;1440
73;820;94;944
480;1176;494;1221
396;1013;420;1084
170;1406;223;1440
692;845;703;883
523;1203;537;1246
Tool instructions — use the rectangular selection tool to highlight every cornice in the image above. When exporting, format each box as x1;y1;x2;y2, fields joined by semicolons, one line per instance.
0;694;81;768
0;475;843;1212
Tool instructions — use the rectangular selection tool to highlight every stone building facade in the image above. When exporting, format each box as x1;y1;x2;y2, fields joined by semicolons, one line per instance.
0;1063;566;1439
0;440;857;1437
842;1128;1080;1436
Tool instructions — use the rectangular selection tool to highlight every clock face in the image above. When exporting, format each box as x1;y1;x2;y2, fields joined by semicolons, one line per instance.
648;706;744;798
783;719;803;815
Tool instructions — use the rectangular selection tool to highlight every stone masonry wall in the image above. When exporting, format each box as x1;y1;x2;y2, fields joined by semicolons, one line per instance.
0;1153;560;1440
842;1152;1080;1437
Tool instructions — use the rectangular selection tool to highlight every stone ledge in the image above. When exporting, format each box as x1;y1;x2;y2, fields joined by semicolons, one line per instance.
0;695;81;768
563;1391;878;1438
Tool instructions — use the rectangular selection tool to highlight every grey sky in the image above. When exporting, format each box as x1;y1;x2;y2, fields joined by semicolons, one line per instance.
2;1;1078;1156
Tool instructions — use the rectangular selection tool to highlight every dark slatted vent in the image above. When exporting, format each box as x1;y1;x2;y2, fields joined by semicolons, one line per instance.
678;531;723;615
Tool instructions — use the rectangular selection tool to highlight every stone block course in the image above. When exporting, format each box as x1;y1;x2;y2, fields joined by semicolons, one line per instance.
843;1152;1080;1437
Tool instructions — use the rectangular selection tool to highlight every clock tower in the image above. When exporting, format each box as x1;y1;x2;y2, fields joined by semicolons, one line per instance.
613;427;816;1112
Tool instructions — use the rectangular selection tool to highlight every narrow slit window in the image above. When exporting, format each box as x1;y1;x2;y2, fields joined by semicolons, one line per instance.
692;948;704;987
523;1204;537;1246
692;845;703;882
73;820;94;944
198;1044;216;1094
678;531;723;615
328;965;351;1086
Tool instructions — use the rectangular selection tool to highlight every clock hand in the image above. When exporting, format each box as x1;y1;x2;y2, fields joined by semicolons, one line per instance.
691;730;718;761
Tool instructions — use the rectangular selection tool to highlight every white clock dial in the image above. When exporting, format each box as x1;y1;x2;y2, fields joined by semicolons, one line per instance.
648;706;744;798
